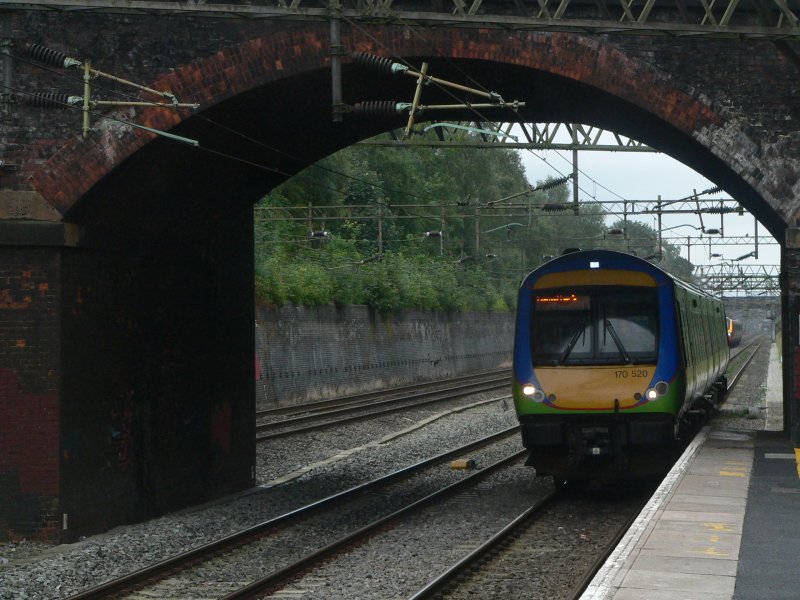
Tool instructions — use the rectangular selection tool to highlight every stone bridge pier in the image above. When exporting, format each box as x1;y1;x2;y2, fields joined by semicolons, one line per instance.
2;8;800;540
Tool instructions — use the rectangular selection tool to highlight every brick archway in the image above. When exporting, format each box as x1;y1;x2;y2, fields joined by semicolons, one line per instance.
4;20;798;541
24;27;790;240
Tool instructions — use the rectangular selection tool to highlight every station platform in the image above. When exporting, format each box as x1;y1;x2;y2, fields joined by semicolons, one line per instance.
581;346;800;600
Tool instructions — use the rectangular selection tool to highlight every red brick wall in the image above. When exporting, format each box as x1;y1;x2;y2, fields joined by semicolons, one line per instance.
54;211;256;542
0;248;61;540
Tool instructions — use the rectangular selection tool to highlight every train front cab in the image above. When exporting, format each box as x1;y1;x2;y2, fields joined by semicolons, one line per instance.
513;252;729;483
514;263;680;480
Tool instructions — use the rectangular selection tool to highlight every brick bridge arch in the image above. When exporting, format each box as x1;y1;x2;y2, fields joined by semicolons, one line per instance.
4;20;800;541
21;27;793;239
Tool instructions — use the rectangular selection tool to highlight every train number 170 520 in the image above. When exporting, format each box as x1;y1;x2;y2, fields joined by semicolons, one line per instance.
615;369;649;379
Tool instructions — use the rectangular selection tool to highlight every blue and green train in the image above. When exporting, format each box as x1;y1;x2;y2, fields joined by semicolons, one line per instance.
512;249;729;482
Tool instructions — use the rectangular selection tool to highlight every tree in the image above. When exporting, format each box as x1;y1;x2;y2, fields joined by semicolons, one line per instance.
253;137;699;311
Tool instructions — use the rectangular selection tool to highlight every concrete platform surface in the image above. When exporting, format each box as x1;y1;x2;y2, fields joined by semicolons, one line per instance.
581;425;800;600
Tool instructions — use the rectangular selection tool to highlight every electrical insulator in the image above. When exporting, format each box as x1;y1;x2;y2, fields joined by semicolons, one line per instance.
351;101;402;119
537;175;571;191
20;92;78;109
351;52;408;75
20;42;80;69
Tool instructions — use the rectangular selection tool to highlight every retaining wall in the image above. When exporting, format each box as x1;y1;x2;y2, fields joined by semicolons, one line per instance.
255;305;514;407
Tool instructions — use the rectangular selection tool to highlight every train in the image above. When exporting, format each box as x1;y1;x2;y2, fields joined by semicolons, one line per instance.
726;318;743;347
512;249;729;484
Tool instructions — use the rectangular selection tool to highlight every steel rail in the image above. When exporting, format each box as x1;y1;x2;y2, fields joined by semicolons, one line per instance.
407;489;650;599
257;377;506;425
406;492;560;599
256;380;509;441
725;339;763;396
564;497;651;600
728;336;762;363
219;449;528;599
256;368;508;419
65;427;521;600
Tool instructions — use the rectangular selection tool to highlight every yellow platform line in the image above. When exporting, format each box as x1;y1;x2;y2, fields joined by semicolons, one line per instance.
795;448;800;480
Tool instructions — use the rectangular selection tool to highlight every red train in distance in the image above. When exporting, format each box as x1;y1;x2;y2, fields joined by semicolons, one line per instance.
726;317;743;347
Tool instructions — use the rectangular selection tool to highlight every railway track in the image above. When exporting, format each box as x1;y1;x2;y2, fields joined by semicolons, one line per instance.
403;340;769;600
406;488;650;600
65;428;521;600
218;450;529;599
61;351;770;600
727;336;763;393
256;370;509;441
256;369;507;420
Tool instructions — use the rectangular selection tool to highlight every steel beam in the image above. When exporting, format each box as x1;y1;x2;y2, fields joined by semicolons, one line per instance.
358;122;656;151
3;0;800;40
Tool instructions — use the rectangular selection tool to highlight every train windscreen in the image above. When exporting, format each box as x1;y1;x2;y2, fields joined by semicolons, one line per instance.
531;288;658;365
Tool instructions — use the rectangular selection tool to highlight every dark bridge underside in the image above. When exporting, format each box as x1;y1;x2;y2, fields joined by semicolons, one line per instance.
68;59;785;244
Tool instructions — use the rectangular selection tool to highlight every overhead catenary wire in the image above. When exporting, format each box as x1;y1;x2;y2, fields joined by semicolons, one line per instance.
13;36;634;218
12;34;731;267
10;43;447;205
341;15;630;206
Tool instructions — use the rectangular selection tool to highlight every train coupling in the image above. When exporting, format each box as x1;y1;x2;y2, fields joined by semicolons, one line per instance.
569;424;625;457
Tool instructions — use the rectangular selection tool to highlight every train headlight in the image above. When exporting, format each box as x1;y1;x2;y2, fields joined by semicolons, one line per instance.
644;382;669;401
521;384;546;402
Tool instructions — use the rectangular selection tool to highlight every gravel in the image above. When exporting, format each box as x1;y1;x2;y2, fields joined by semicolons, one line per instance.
0;389;520;599
716;339;776;432
0;341;777;599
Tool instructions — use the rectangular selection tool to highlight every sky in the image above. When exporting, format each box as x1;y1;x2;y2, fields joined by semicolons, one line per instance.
516;142;780;269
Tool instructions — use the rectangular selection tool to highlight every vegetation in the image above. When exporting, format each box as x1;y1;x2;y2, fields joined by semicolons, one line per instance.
254;136;694;312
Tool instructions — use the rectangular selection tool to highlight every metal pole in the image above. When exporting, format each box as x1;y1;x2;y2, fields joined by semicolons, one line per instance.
474;204;480;259
82;60;91;138
377;200;383;255
657;196;663;260
404;62;428;138
623;200;629;252
1;13;12;121
571;124;579;215
329;0;344;123
755;218;759;259
780;238;795;440
440;202;445;256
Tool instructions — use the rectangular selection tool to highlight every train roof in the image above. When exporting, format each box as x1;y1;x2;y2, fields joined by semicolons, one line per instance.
522;249;721;302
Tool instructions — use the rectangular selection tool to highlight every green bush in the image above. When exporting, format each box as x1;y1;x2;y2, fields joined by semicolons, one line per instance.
253;136;692;313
